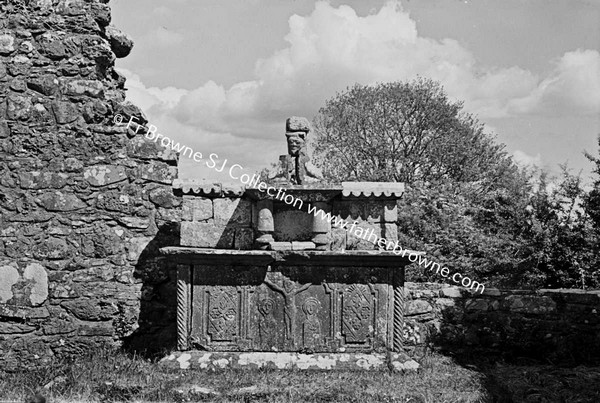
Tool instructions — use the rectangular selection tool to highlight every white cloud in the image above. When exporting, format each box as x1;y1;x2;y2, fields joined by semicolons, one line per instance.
122;1;600;179
508;49;600;116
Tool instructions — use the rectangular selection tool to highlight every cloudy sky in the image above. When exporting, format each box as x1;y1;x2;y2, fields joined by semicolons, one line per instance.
111;0;600;183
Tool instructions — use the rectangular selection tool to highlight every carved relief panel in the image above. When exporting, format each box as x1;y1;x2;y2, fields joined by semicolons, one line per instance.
188;265;394;353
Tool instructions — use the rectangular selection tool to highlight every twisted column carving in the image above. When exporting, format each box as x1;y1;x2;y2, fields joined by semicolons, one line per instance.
393;268;404;352
177;265;191;350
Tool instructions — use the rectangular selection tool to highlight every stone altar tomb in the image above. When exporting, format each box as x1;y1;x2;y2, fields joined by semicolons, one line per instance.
161;117;418;371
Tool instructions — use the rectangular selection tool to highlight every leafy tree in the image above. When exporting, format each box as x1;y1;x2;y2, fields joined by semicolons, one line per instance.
584;134;600;231
310;78;599;289
312;78;516;187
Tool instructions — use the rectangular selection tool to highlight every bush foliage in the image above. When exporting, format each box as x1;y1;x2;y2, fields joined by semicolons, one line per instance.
313;79;600;289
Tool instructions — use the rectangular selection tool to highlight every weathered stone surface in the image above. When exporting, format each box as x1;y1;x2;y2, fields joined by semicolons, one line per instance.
63;79;105;98
126;135;177;162
286;116;310;132
0;34;15;55
234;228;254;250
505;295;556;314
23;263;48;305
182;196;212;221
0;120;10;138
51;100;79;123
7;94;32;120
406;300;433;316
180;222;235;248
465;299;489;311
0;0;185;370
269;241;293;250
161;352;419;372
106;25;134;58
149;187;181;209
0;263;48;306
8;55;32;76
38;33;68;59
84;165;128;186
292;241;316;250
331;227;347;251
138;162;177;184
273;208;312;241
19;172;69;189
0;264;20;303
33;237;70;260
214;198;251;227
27;76;60;96
61;299;118;321
117;216;149;229
38;191;87;211
0;322;37;334
439;287;463;298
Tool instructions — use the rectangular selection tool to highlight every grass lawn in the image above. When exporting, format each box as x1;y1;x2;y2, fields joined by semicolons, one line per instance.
1;349;599;402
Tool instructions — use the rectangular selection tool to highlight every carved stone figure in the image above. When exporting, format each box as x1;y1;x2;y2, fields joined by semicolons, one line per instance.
272;116;324;185
264;274;311;348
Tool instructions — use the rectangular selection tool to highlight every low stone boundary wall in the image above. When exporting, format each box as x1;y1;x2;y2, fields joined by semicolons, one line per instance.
404;282;600;363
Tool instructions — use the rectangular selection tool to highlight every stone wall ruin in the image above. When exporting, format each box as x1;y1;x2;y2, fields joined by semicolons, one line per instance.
0;0;181;370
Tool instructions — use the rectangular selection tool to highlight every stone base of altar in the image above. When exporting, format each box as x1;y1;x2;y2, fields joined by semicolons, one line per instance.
160;351;420;372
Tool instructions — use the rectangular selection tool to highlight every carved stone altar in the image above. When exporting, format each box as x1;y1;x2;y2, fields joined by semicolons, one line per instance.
160;117;418;370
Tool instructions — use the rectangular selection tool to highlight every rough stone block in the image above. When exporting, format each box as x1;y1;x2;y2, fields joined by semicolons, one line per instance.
0;262;48;307
465;299;490;311
0;34;15;54
106;25;134;58
84;165;128;186
32;237;70;259
27;75;60;96
406;300;433;316
0;120;10;138
181;222;235;248
7;95;32;120
292;241;316;250
214;198;251;227
182;196;212;221
51;100;79;124
149;187;181;208
60;299;118;321
439;287;463;298
63;79;105;98
117;216;149;229
38;191;87;211
269;241;293;250
504;295;556;314
331;227;347;251
126;135;178;162
137;162;177;184
286;116;310;132
19;172;68;189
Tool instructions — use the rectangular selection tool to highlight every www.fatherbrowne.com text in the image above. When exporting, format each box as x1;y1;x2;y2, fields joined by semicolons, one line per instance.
116;114;486;293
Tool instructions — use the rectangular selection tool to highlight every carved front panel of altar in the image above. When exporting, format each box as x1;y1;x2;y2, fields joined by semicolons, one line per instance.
186;265;394;353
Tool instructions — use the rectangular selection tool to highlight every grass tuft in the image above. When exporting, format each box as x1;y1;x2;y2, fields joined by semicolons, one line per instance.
1;348;598;402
